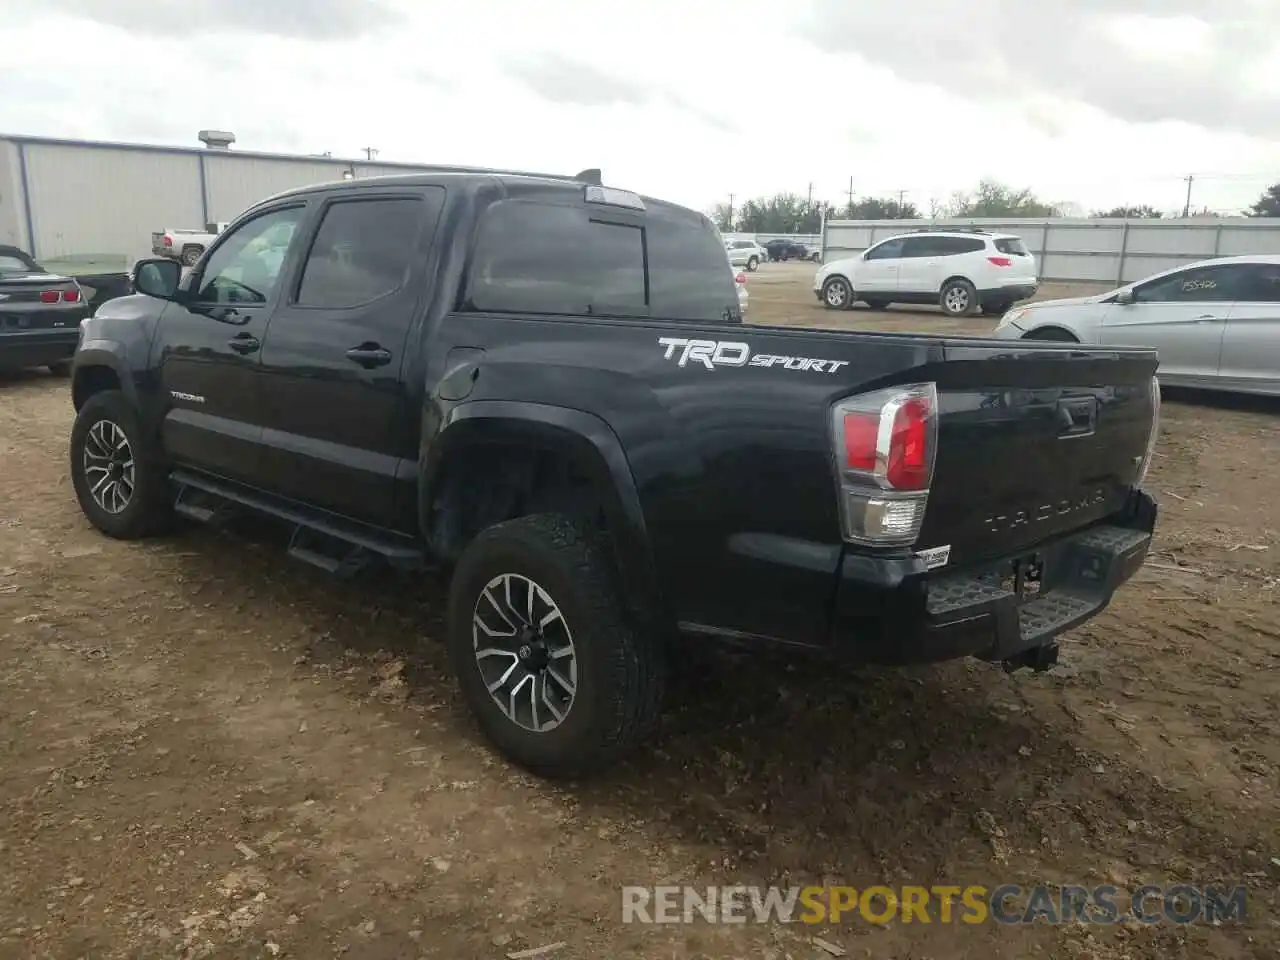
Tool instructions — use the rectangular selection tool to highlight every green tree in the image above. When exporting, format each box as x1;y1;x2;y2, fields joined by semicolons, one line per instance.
948;180;1060;218
1245;183;1280;217
1092;205;1163;218
844;197;921;220
733;193;828;234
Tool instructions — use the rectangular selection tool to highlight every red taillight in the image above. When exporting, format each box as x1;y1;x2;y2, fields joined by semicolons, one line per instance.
62;288;81;303
831;383;937;544
163;235;173;247
842;411;880;471
39;290;59;303
988;256;1013;267
735;272;746;284
886;397;930;490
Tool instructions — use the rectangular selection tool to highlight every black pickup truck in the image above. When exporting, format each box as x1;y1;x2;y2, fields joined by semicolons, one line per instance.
68;168;1160;777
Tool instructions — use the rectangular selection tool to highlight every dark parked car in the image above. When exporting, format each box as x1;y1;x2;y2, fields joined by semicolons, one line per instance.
0;245;91;374
763;238;818;262
69;169;1160;778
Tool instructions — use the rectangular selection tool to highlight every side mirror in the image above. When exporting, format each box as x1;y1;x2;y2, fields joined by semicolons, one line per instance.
132;258;183;300
1115;288;1135;305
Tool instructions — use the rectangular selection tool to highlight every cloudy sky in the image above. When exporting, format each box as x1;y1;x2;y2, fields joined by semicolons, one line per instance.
3;0;1279;215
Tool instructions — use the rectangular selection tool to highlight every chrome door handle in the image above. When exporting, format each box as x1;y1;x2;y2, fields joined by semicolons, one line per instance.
1194;315;1222;322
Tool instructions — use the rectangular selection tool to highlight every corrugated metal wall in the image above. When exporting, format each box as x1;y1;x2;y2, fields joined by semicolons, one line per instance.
0;135;498;266
822;217;1280;284
0;141;27;249
203;154;344;225
23;142;205;262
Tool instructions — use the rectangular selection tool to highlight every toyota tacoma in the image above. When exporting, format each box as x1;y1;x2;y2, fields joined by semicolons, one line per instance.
68;168;1160;777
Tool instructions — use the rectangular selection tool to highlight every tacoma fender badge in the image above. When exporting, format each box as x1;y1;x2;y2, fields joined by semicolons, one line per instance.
915;545;951;570
170;390;205;404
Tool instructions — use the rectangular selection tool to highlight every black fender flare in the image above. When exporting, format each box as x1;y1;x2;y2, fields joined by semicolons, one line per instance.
420;400;664;621
71;341;138;410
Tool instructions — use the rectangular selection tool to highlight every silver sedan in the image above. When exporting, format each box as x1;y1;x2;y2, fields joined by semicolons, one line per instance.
992;254;1280;396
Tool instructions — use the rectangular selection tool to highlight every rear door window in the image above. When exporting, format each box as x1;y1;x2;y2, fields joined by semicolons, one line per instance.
647;212;741;323
899;237;938;258
994;237;1030;256
1236;263;1280;303
930;236;985;256
467;201;647;318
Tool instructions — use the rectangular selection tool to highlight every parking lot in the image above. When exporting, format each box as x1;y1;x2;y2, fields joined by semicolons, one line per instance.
2;263;1278;959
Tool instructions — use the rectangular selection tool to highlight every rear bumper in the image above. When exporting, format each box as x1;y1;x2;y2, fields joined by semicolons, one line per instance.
831;489;1157;664
0;328;83;369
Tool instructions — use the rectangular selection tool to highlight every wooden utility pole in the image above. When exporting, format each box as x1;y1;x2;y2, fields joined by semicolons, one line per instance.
727;193;735;230
845;176;855;216
362;147;380;161
1182;175;1194;218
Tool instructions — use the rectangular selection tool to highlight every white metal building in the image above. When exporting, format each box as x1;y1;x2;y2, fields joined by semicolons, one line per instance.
0;132;552;267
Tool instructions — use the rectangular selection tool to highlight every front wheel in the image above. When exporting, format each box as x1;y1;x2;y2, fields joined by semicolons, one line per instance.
447;514;664;778
821;276;853;310
69;390;174;539
939;279;979;317
746;256;759;272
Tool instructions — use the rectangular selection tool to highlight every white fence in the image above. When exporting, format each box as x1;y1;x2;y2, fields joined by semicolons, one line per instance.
821;217;1280;285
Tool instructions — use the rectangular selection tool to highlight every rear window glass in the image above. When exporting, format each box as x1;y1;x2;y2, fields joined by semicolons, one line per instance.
0;252;38;273
466;201;647;318
647;213;741;323
995;237;1030;256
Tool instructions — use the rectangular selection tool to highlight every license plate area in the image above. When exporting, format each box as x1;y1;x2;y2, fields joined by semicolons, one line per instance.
998;554;1044;603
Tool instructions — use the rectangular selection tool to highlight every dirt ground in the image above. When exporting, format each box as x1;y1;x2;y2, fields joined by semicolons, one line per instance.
2;266;1278;959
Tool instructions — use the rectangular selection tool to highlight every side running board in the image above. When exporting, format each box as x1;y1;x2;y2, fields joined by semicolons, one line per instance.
170;469;426;577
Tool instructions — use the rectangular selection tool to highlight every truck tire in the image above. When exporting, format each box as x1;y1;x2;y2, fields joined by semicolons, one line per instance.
821;276;853;310
940;278;979;317
180;245;204;267
69;390;173;539
447;514;664;778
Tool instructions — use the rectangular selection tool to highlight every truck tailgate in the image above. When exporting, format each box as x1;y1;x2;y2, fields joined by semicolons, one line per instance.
916;341;1158;567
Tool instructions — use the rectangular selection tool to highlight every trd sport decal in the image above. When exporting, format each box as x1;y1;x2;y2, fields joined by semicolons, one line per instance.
658;337;850;374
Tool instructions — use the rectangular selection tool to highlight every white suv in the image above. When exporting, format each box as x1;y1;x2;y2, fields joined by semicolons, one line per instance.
813;230;1039;317
725;238;766;272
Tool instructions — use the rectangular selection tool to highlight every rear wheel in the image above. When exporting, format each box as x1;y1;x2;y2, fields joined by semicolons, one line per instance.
47;361;72;376
939;279;979;317
981;301;1011;317
821;276;853;310
746;256;759;272
69;390;173;539
447;514;664;778
864;298;890;310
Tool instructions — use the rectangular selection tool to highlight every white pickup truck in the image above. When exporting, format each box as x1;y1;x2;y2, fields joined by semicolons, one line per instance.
150;223;229;266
